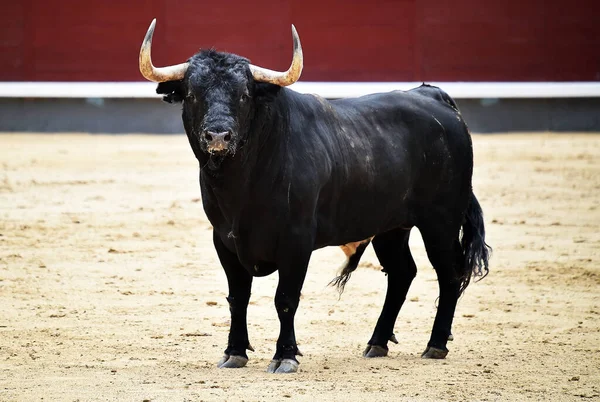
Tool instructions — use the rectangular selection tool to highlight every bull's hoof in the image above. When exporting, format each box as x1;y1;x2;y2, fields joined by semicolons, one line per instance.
363;345;388;358
217;354;248;368
421;346;448;359
266;358;299;374
448;333;454;341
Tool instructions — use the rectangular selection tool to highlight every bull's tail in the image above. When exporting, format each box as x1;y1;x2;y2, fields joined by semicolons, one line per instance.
329;240;371;295
458;192;491;295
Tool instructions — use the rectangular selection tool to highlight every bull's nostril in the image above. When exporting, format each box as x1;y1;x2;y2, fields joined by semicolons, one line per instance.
205;133;213;141
224;133;231;142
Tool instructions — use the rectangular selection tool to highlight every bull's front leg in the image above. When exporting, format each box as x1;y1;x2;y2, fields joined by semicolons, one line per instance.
266;233;312;374
213;231;254;368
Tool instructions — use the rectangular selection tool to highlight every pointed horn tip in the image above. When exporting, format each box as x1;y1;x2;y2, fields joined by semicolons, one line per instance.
147;19;157;35
291;24;300;42
141;20;157;49
290;25;302;58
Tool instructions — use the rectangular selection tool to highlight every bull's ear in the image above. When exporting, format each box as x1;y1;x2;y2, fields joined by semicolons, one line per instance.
156;80;184;104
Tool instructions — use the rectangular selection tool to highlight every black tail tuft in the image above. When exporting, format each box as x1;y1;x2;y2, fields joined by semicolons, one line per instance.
459;192;491;295
329;240;371;295
328;264;355;294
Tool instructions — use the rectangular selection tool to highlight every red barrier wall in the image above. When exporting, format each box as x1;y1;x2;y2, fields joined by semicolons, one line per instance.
1;0;599;82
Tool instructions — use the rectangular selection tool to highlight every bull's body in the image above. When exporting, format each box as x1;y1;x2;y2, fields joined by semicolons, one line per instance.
205;86;471;276
141;21;489;374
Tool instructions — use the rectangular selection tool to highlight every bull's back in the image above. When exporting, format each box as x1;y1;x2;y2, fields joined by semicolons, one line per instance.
311;87;473;245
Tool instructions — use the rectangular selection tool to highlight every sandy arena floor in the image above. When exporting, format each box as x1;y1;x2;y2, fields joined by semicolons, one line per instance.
1;133;599;401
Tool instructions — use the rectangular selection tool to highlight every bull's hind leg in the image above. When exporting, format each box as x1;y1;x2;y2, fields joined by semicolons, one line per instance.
419;225;464;359
364;228;416;358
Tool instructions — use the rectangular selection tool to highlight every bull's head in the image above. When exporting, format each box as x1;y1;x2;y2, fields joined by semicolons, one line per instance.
138;19;303;166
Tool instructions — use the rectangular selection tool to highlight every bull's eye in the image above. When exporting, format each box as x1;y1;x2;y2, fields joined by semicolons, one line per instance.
186;93;196;102
240;93;249;103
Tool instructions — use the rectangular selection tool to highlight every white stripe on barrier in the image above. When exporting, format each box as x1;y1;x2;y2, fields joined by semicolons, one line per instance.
1;81;600;99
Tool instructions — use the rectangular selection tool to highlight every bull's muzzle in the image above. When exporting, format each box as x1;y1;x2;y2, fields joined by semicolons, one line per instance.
204;131;231;154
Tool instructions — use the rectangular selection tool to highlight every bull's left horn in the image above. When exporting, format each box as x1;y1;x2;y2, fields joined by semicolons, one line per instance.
139;19;189;82
249;25;303;87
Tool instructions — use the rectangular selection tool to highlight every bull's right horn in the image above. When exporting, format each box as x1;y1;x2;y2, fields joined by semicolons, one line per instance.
139;19;189;82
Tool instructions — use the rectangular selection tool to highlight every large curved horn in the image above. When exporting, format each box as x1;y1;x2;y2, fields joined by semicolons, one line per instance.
249;25;303;86
139;19;189;82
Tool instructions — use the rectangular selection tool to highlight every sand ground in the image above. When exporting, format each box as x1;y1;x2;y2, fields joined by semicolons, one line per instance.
1;133;599;401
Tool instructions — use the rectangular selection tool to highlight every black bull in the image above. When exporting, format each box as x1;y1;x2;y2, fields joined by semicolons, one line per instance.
153;50;490;373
